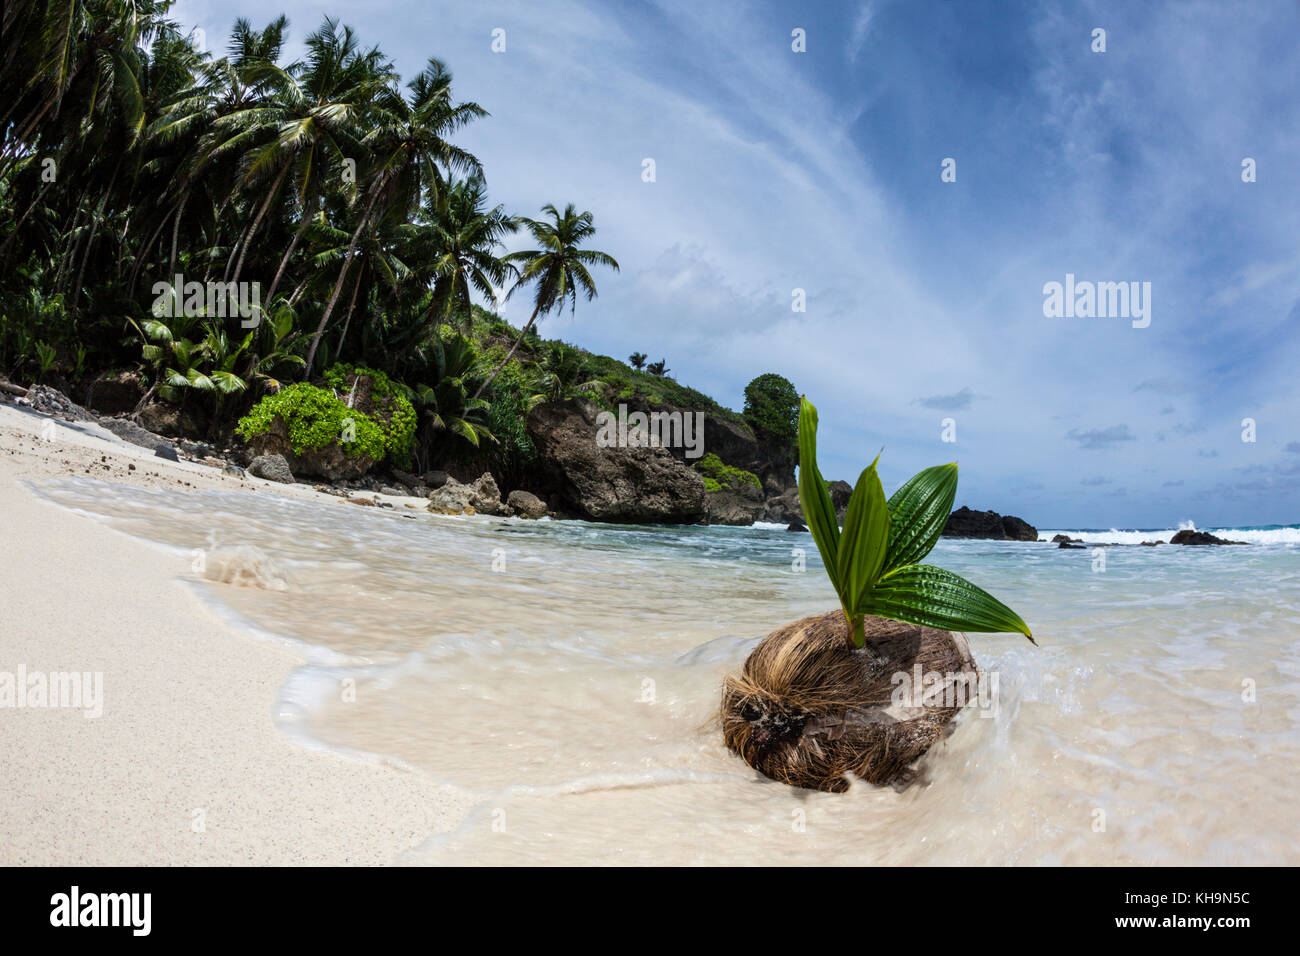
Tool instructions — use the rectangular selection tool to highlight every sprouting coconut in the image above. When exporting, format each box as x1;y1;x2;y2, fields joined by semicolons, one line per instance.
721;397;1033;792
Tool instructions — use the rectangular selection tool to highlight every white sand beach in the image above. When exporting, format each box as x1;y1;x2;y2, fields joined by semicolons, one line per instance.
0;404;473;865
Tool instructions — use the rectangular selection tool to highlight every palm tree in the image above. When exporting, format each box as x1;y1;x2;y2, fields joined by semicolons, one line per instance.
647;359;670;377
472;203;619;399
302;57;485;378
417;174;517;334
628;351;647;371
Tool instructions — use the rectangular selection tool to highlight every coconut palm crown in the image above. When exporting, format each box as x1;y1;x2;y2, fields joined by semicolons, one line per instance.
798;397;1034;649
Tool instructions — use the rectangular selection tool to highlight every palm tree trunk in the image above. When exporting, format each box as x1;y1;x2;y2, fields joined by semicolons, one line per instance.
169;190;189;271
71;156;124;311
231;158;291;287
128;205;176;297
471;302;542;400
336;265;366;355
303;179;386;378
265;198;314;305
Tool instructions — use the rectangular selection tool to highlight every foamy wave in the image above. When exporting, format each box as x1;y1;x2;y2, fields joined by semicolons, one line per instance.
201;545;291;589
1038;526;1300;545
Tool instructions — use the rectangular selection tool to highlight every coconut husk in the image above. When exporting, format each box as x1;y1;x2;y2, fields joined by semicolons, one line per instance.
721;611;979;792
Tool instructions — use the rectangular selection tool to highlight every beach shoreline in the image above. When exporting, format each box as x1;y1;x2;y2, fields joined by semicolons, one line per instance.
0;404;474;865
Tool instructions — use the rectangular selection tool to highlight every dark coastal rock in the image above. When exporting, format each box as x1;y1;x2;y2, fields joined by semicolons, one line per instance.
423;470;450;489
153;445;179;462
248;453;295;484
99;416;170;452
378;485;403;497
703;481;766;526
525;399;706;524
787;520;808;532
1140;540;1164;546
222;463;246;478
942;506;1038;541
136;400;208;439
1170;529;1246;546
827;480;852;520
590;395;797;513
762;487;803;525
506;489;548;519
1051;534;1082;544
25;384;96;422
83;369;145;417
1057;540;1087;549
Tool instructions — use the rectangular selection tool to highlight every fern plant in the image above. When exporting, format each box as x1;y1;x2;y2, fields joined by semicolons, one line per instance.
798;397;1033;648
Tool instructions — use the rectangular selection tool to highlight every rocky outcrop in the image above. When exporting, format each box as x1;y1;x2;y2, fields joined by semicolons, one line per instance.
468;473;507;515
943;506;1038;541
526;399;706;524
427;473;507;516
591;395;797;512
248;453;295;484
24;384;96;422
762;487;803;525
827;480;852;520
703;482;766;526
1170;529;1246;545
507;489;548;519
99;416;172;453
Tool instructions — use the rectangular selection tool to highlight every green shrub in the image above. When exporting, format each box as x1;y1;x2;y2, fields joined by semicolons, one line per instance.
322;363;417;466
235;383;386;461
694;452;760;492
743;373;799;444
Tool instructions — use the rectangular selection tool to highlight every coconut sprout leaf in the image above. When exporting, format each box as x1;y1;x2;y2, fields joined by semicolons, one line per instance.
836;456;889;612
883;463;958;573
857;563;1035;643
797;396;841;591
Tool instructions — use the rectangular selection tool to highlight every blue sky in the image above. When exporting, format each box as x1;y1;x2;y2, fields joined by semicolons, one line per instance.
173;0;1300;528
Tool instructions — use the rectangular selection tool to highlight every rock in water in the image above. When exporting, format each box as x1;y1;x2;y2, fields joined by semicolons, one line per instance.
827;480;853;521
468;472;507;515
787;520;808;532
1170;529;1246;545
248;453;295;484
703;482;766;526
721;612;977;792
506;489;548;519
525;399;706;524
942;506;1038;541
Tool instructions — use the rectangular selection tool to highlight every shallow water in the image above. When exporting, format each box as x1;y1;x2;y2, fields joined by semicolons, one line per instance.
33;478;1300;865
